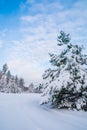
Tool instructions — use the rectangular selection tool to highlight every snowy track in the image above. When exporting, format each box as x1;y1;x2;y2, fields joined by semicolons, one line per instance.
0;94;87;130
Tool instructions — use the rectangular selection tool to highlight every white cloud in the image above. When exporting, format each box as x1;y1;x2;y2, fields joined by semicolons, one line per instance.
2;0;87;84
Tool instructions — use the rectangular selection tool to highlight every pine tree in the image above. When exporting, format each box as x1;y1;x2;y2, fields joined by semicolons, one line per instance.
19;78;25;91
28;83;35;93
6;70;11;84
15;75;19;85
2;64;8;74
41;31;87;111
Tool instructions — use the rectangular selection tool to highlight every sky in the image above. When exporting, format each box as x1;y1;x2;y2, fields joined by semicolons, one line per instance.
0;0;87;85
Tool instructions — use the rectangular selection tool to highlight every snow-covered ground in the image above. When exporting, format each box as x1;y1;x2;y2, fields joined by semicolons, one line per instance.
0;93;87;130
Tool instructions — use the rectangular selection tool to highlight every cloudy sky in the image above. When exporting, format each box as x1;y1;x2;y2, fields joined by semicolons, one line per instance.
0;0;87;84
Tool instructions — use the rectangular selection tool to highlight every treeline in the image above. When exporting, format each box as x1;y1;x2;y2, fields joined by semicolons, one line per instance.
0;64;41;93
0;64;27;93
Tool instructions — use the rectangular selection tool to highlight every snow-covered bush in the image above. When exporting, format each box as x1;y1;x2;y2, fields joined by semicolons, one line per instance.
41;31;87;111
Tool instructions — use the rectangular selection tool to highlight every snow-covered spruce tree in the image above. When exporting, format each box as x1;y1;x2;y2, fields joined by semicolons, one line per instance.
41;31;87;111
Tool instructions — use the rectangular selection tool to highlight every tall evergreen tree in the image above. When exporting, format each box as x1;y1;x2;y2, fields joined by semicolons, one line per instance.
41;31;87;111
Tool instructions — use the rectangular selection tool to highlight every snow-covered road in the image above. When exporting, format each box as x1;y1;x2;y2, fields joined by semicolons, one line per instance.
0;93;87;130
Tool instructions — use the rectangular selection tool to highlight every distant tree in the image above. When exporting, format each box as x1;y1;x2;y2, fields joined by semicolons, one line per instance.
2;64;8;74
0;70;3;79
19;78;25;89
6;70;11;84
15;75;19;84
28;83;35;93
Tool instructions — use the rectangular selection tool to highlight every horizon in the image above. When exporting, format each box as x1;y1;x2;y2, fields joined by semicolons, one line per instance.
0;0;87;84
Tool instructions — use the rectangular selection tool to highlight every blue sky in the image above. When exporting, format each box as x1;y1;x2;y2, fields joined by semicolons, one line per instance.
0;0;87;84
